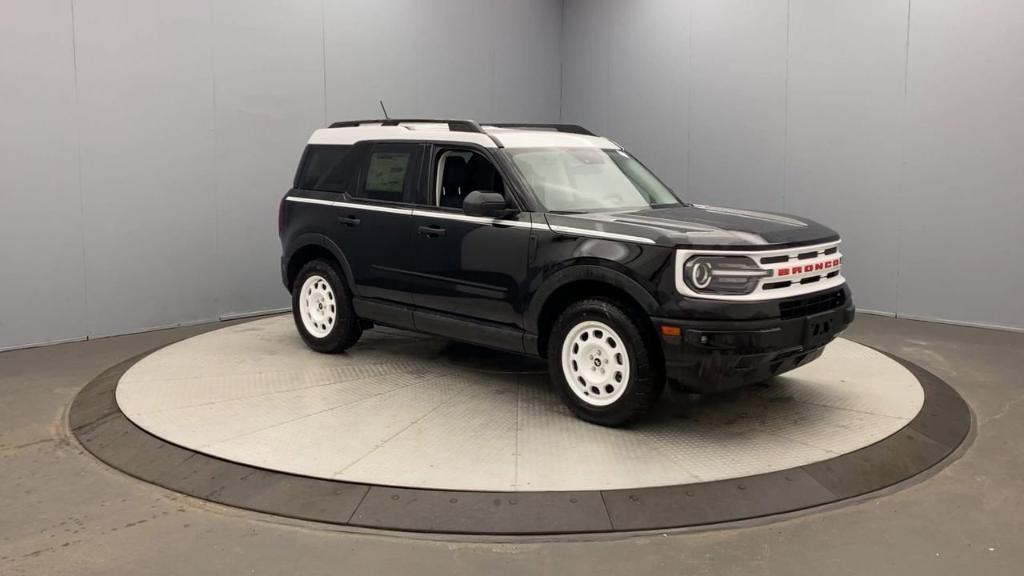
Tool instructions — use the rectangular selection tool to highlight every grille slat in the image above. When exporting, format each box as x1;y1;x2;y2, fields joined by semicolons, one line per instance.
779;288;846;320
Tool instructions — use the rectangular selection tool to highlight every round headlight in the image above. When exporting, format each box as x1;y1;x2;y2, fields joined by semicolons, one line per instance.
691;260;714;289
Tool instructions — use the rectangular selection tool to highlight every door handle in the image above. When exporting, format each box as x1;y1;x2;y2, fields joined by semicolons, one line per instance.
338;215;361;227
418;225;446;238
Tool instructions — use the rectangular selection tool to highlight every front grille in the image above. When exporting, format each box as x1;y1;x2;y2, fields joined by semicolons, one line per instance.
779;288;846;320
676;239;845;301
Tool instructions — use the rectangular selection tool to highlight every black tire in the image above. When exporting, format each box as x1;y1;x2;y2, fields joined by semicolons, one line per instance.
547;298;664;427
291;259;362;353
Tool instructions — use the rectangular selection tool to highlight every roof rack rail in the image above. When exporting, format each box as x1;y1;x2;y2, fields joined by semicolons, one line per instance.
487;123;595;136
328;118;485;133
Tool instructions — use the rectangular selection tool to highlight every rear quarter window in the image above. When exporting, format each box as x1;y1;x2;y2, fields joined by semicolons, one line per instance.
295;145;357;193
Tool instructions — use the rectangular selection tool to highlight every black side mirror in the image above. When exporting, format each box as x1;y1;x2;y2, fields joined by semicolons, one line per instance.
463;191;508;218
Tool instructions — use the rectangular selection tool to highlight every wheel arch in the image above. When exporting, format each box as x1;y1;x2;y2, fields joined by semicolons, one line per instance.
525;265;660;357
284;234;356;294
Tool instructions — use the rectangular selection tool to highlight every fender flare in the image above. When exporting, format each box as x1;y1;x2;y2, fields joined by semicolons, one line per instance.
523;264;660;335
284;233;357;293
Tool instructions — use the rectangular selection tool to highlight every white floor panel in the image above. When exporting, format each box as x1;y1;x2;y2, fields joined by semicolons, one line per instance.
200;370;470;476
515;381;701;489
340;376;519;488
117;315;925;491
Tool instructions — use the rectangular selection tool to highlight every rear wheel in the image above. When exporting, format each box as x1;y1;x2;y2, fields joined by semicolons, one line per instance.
547;299;664;426
292;259;362;353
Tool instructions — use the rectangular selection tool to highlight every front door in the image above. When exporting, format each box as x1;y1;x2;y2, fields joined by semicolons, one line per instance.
408;146;531;327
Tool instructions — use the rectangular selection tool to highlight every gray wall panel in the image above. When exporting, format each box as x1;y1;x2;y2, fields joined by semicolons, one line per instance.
897;0;1024;329
784;0;908;313
412;0;494;120
687;0;789;212
0;0;87;350
324;0;561;122
561;0;613;135
74;0;220;337
323;0;421;119
211;0;325;317
605;0;690;197
493;0;563;123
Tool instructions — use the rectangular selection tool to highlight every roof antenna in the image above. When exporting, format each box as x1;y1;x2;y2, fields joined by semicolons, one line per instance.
379;100;390;119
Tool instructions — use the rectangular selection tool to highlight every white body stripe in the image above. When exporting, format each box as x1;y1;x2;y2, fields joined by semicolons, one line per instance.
286;196;414;215
413;210;533;228
285;196;530;227
284;196;334;207
548;225;656;245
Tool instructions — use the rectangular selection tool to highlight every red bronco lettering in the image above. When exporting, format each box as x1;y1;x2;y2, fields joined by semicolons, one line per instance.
777;258;841;277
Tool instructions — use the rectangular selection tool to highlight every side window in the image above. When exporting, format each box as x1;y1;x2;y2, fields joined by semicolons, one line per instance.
354;142;420;203
295;145;358;193
434;149;505;209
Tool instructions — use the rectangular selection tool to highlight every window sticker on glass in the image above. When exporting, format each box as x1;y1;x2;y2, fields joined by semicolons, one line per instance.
366;152;410;192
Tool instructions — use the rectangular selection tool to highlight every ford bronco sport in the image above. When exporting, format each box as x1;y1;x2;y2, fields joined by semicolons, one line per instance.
279;119;855;426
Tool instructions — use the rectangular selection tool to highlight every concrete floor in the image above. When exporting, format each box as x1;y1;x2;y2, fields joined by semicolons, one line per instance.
1;313;1021;575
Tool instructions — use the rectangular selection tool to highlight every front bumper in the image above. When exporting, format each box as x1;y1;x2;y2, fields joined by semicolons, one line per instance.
654;290;855;394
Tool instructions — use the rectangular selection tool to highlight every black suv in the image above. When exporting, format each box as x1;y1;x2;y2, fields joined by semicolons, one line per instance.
279;119;854;426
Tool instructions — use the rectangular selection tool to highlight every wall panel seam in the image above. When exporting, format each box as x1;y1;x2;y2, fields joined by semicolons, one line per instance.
69;0;90;340
320;0;328;125
558;0;565;121
685;1;694;197
781;0;791;211
210;0;223;317
893;0;914;318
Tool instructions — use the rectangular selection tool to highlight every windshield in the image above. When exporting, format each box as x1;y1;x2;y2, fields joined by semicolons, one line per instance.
503;147;682;213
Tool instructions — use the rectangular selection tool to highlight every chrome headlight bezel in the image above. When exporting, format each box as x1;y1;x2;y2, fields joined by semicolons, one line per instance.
681;255;770;295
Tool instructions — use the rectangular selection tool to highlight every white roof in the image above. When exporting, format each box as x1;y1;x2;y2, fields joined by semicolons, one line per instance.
306;122;620;150
484;126;619;149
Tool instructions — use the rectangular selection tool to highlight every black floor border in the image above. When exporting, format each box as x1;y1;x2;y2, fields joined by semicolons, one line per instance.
69;340;971;536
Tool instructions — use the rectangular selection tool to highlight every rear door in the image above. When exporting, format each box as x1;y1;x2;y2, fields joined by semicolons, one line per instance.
334;141;423;305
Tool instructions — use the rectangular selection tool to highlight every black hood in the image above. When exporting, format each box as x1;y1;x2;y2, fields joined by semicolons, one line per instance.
545;204;839;249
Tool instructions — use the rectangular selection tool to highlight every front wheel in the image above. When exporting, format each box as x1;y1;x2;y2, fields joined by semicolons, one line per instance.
547;299;664;427
291;259;362;353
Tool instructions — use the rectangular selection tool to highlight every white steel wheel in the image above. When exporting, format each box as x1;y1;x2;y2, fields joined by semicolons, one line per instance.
298;274;336;338
560;320;631;407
